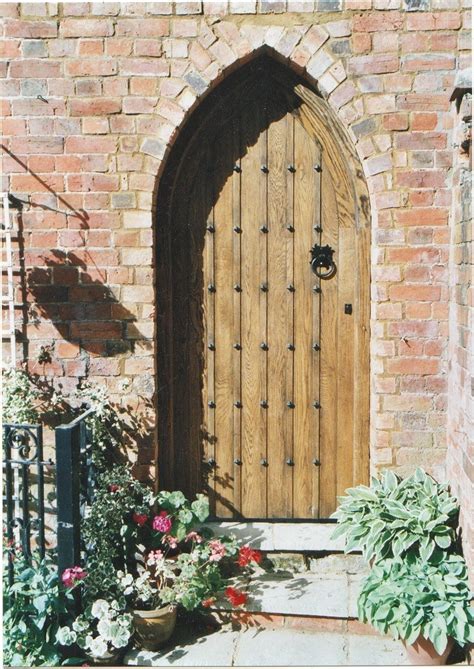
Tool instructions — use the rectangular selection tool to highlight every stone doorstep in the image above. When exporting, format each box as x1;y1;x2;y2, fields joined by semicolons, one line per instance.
205;521;345;552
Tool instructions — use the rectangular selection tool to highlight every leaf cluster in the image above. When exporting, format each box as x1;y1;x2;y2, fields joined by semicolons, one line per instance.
331;468;458;563
358;552;474;655
3;552;72;667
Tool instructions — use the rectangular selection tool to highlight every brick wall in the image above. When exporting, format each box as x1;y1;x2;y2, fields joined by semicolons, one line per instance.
446;76;473;580
1;1;471;482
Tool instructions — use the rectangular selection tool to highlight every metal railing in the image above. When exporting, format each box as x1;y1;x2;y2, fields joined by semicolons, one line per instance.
3;406;96;587
3;422;52;585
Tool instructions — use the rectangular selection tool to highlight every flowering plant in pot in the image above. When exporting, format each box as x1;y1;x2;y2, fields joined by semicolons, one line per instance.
57;599;133;665
357;551;474;665
331;468;459;563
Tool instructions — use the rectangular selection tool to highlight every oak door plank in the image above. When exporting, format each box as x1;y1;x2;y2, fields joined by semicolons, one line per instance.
240;93;268;518
267;109;293;518
214;126;236;518
318;156;340;518
293;117;319;519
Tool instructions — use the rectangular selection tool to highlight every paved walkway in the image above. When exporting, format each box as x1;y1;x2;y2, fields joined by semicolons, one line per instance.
125;623;408;666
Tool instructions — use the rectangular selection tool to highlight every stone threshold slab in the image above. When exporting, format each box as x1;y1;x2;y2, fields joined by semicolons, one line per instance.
205;521;345;552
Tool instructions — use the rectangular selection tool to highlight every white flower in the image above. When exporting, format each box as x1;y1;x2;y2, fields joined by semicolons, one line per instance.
91;599;110;619
86;635;108;658
56;626;77;646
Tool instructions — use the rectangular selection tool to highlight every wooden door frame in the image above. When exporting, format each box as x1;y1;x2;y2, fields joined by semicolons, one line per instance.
154;53;371;506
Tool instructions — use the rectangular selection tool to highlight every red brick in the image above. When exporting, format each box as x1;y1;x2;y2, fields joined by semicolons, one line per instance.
389;284;441;301
58;230;86;247
409;190;434;207
382;113;409;131
88;358;121;376
396;132;446;150
53;266;79;286
70;98;122;116
9;59;61;78
411;113;438;131
65;136;117;153
386;358;440;375
400;33;430;53
134;38;163;57
395;170;446;189
5;18;57;37
387;247;439;263
65;359;87;377
70;322;122;340
353;11;403;32
61;18;114;37
78;39;104;55
406;12;462;31
56;341;80;358
120;58;169;76
30;231;58;248
395;208;448;227
431;33;458;51
115;18;169;37
349;54;399;75
66;59;118;77
397;94;450;111
402;54;456;72
106;38;133;56
11;174;64;192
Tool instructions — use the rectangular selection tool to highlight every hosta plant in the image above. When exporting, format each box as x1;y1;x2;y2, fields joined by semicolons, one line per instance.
358;551;474;655
331;468;459;563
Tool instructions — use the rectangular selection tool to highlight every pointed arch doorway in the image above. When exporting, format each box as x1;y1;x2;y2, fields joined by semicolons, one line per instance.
156;54;370;520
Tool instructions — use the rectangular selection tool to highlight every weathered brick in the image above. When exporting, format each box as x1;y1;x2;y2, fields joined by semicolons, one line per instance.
349;54;399;75
353;11;403;32
61;18;114;37
402;53;456;71
5;18;57;37
406;11;462;31
120;58;169;76
70;98;122;116
66;59;118;76
115;18;170;37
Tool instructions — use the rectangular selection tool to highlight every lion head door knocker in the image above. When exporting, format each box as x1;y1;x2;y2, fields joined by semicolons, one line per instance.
310;244;337;279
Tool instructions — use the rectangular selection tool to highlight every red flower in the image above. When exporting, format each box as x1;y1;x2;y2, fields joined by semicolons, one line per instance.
225;586;247;607
108;484;120;493
133;512;148;526
237;545;263;567
201;597;216;608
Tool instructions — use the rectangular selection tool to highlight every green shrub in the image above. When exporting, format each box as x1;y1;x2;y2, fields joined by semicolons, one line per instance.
331;469;459;563
358;552;474;654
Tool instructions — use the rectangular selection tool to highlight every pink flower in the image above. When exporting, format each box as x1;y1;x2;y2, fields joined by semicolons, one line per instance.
208;539;226;562
108;484;120;493
152;511;173;533
147;550;164;566
162;534;178;549
62;566;87;588
185;531;203;544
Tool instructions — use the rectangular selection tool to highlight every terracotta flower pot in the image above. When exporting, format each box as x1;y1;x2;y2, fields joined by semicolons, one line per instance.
84;648;123;666
133;604;177;651
403;635;454;666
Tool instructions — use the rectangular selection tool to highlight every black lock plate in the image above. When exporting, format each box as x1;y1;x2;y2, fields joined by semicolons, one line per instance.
344;303;353;315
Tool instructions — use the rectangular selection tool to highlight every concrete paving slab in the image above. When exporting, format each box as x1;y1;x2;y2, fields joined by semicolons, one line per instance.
205;522;345;551
125;629;238;666
243;572;351;617
233;629;347;666
308;554;367;575
347;632;407;665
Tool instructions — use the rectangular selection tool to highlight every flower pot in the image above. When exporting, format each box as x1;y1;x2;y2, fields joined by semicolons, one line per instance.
133;604;177;651
403;636;454;665
84;648;123;666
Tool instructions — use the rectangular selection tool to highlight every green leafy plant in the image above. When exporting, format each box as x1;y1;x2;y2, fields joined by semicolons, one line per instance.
358;552;474;655
331;469;459;563
3;551;72;667
2;369;41;424
57;599;133;661
78;383;124;468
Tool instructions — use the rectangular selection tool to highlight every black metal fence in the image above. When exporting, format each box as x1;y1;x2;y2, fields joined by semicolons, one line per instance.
2;407;96;586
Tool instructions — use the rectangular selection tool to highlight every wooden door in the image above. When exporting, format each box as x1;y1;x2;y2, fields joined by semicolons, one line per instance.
157;58;370;519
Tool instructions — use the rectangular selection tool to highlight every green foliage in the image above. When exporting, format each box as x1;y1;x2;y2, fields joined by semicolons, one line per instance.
155;490;210;542
331;468;459;563
3;552;72;667
2;369;41;424
79;383;123;469
81;464;154;602
358;552;474;654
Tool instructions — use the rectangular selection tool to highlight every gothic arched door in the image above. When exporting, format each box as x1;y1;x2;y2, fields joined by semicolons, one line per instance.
156;56;370;520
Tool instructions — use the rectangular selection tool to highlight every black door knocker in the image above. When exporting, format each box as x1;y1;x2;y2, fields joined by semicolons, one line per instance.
310;244;336;279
